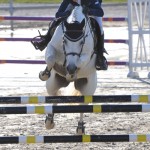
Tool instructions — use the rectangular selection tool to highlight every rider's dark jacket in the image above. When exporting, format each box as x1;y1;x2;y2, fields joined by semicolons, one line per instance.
55;0;104;18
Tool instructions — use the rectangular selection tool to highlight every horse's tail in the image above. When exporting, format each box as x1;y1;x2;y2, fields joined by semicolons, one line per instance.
66;83;81;96
56;82;81;96
72;89;81;96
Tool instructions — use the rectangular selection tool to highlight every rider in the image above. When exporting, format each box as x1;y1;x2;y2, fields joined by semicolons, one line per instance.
31;0;108;80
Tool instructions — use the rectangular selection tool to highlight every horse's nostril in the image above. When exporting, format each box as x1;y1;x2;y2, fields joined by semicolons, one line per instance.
67;64;77;74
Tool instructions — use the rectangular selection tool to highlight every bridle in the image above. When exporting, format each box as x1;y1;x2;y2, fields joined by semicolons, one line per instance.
61;17;91;67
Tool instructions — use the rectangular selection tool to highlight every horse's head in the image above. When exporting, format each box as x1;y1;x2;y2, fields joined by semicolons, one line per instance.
62;6;94;81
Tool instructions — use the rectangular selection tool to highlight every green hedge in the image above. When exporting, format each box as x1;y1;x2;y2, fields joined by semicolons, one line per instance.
0;0;60;3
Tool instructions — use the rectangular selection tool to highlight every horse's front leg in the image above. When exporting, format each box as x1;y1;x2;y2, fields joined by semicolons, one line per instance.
39;44;56;81
75;73;97;134
45;113;55;129
76;111;85;135
45;72;70;129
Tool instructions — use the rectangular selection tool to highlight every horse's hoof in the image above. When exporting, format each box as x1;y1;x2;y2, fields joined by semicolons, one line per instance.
76;121;85;135
45;114;55;129
39;71;50;81
45;120;55;129
76;126;85;135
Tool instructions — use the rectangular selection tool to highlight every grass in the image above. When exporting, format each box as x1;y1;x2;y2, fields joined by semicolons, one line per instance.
0;0;127;3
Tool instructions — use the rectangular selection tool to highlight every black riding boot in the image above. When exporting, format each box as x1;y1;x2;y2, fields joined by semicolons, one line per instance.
95;34;108;70
31;21;55;51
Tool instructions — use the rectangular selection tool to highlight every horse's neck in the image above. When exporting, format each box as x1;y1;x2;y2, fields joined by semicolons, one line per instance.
49;25;65;63
50;25;63;50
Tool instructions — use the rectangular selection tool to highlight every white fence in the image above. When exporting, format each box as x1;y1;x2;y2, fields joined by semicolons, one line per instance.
0;0;58;30
128;0;150;78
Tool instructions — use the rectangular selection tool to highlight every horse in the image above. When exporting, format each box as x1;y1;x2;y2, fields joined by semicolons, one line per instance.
44;5;98;134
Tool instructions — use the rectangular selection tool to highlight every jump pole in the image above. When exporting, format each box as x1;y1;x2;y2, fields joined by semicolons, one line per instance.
0;59;128;66
0;16;127;22
0;95;149;104
0;104;150;114
0;134;150;144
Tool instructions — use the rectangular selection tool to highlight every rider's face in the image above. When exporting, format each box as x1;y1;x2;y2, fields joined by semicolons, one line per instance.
72;0;78;2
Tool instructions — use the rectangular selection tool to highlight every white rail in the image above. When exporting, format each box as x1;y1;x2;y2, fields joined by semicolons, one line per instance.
128;0;150;78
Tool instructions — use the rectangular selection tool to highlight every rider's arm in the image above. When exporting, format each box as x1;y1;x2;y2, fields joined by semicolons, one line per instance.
55;0;78;18
55;0;70;18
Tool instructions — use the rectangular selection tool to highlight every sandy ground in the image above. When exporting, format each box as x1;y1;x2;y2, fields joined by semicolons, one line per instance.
0;3;150;150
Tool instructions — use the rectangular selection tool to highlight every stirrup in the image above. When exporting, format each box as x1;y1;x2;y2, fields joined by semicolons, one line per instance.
31;30;45;51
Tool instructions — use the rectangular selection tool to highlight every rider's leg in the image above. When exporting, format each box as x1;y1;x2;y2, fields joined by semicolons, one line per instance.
32;3;75;51
31;20;56;51
94;16;108;70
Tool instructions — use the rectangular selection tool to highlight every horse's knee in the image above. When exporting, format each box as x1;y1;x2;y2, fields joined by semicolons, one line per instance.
46;56;55;70
46;73;57;95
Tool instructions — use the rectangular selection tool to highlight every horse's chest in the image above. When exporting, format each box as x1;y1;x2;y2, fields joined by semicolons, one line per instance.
55;50;65;63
